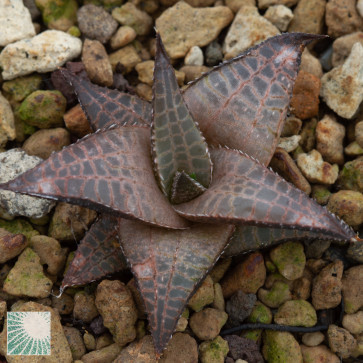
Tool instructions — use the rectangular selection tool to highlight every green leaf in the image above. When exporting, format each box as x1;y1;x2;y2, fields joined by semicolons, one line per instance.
151;34;212;199
170;171;206;204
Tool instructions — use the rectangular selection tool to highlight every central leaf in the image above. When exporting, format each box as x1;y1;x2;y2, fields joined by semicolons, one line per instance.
151;34;212;201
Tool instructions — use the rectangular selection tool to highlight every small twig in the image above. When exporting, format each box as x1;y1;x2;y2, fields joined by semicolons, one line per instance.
220;323;329;335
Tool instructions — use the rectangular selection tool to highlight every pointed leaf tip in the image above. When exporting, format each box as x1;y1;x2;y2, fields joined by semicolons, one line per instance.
224;224;350;258
174;147;355;242
1;126;189;229
119;219;234;354
61;215;126;289
152;34;212;200
183;32;328;165
59;68;151;131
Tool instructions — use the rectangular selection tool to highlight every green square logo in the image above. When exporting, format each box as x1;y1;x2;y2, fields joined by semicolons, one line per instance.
7;312;51;355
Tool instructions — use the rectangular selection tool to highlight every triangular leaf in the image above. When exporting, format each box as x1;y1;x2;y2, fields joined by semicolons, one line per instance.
174;147;355;241
61;214;126;289
183;33;327;165
0;126;189;229
60;69;151;131
61;34;323;166
152;34;212;198
119;219;234;355
223;225;351;257
170;171;206;204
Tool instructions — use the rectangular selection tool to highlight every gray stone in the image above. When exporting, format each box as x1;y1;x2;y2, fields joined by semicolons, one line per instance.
77;5;118;44
226;290;256;326
0;149;55;218
205;41;223;66
0;30;82;80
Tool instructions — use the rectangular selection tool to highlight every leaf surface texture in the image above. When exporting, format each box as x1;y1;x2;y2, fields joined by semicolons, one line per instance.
1;126;189;229
62;214;126;288
152;34;212;198
174;148;355;241
119;219;234;354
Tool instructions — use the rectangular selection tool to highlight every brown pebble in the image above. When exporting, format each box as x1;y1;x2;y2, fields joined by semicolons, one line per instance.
342;265;363;314
326;0;363;38
327;190;363;227
135;83;152;102
63;104;92;138
23;128;70;159
110;25;137;50
316;114;345;165
311;260;343;310
189;307;228;341
73;291;99;323
327;324;357;359
221;252;266;298
270;147;311;195
159;333;198;363
82;39;113;87
180;65;210;83
290;70;321;120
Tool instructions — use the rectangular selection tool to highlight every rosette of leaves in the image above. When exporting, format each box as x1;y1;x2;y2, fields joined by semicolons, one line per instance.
0;33;356;355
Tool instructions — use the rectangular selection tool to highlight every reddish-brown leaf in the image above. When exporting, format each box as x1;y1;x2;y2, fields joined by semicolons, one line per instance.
183;33;327;165
223;225;351;257
119;219;234;355
174;148;355;241
151;34;212;198
61;34;322;166
60;69;151;131
61;214;126;289
0;126;189;229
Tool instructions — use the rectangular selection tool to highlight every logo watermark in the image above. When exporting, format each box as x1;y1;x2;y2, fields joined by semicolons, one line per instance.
7;312;51;355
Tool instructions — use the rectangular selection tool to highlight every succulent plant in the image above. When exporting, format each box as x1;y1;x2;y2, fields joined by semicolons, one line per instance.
0;33;357;355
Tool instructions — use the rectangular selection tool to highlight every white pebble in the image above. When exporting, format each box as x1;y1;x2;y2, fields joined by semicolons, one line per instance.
185;46;204;66
357;0;363;18
0;0;35;47
0;30;82;80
